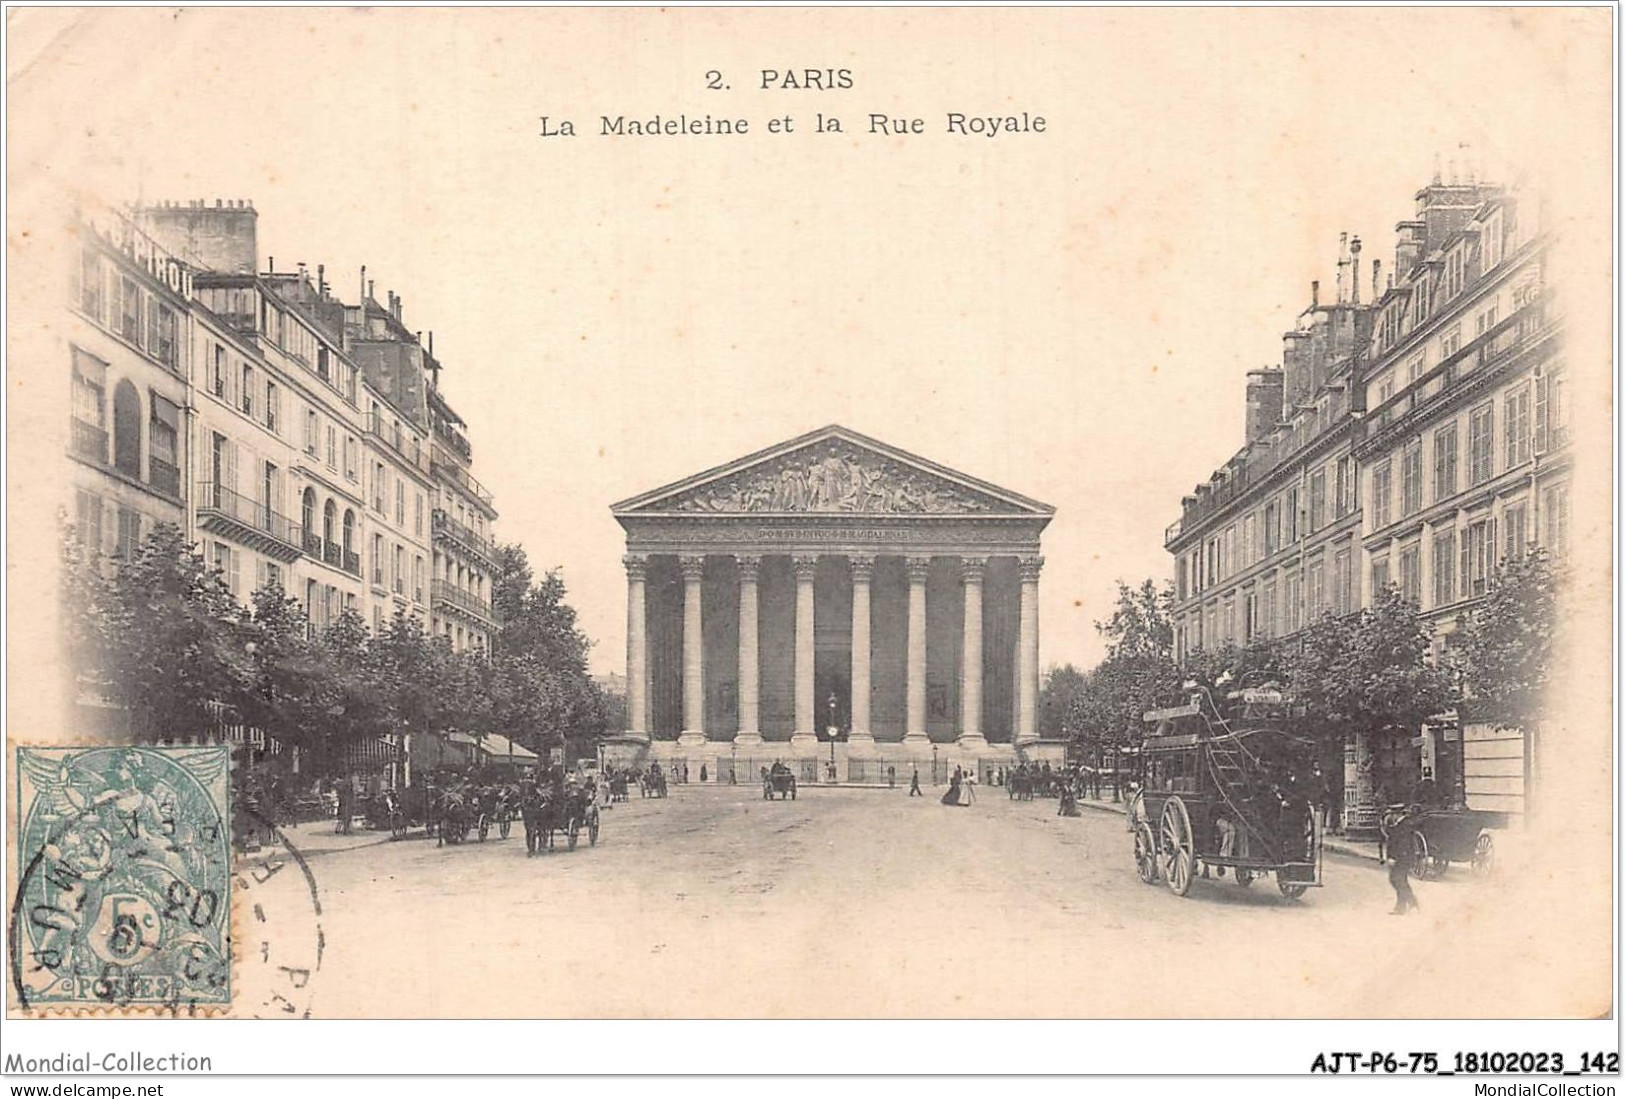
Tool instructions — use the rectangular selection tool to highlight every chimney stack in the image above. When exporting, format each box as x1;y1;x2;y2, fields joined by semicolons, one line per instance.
317;264;326;296
1371;259;1382;301
360;266;367;304
1310;279;1320;310
1350;236;1362;305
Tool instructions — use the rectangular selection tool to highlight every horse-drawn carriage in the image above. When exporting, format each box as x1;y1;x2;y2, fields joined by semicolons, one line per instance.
521;777;601;855
763;763;797;801
1128;687;1323;901
1389;804;1507;880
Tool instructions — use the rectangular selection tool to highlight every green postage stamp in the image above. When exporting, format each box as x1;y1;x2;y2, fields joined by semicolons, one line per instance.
11;745;232;1012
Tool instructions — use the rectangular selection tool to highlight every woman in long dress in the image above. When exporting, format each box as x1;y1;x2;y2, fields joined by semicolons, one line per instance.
941;772;963;806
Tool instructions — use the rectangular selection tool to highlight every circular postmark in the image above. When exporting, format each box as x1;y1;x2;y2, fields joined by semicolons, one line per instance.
231;806;324;1018
10;746;233;1014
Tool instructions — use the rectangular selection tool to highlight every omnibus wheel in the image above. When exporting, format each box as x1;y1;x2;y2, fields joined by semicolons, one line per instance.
1278;880;1308;900
1133;821;1159;884
1159;797;1195;897
1471;831;1495;878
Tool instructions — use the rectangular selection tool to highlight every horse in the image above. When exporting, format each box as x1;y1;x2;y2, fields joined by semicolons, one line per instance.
435;789;474;846
522;779;594;855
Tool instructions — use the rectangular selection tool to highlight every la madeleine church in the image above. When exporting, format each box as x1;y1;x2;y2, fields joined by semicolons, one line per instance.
609;425;1059;782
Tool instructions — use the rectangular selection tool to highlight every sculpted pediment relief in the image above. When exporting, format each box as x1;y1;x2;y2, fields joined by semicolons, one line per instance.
662;442;1003;515
613;425;1055;519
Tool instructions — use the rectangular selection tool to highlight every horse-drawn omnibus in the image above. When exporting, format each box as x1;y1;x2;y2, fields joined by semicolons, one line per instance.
1127;686;1323;901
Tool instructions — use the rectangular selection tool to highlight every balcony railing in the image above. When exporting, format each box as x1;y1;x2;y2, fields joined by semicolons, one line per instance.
322;540;343;569
345;550;362;576
149;458;180;499
366;409;429;472
196;483;304;559
433;578;493;621
70;418;107;464
432;508;492;558
430;451;494;508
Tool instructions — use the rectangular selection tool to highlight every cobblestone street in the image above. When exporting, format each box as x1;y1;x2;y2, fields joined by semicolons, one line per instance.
268;783;1568;1019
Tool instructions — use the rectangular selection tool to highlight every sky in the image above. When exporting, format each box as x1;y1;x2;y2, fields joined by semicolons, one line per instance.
8;7;1611;675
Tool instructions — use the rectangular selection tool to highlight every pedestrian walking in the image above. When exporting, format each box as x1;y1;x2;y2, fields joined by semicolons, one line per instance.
1386;813;1420;915
888;764;896;789
700;764;708;784
909;767;922;796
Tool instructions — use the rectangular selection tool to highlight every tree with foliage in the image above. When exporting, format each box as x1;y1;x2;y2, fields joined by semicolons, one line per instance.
61;523;253;741
1283;591;1456;822
488;544;607;757
1456;549;1560;727
1038;663;1088;743
1069;580;1184;799
239;583;332;762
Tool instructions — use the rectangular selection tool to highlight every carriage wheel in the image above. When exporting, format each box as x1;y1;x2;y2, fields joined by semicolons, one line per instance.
1471;831;1495;878
589;811;600;847
499;816;511;840
478;816;490;842
1133;821;1159;884
1159;797;1195;897
1234;868;1255;888
567;817;580;850
1410;831;1433;879
1278;880;1307;900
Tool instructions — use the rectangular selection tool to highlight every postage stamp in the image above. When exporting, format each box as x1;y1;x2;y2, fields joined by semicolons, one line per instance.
10;745;232;1012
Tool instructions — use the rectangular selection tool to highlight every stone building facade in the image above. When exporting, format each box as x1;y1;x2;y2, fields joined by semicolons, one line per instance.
610;426;1058;782
1164;174;1562;832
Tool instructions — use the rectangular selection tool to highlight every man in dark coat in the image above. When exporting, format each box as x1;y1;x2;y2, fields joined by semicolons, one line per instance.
1386;813;1420;914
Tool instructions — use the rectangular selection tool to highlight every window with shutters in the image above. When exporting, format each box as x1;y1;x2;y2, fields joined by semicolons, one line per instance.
1371;461;1392;530
1308;470;1326;532
149;395;180;497
212;346;228;400
1504;383;1531;468
1503;503;1528;561
1306;558;1325;620
1440;323;1461;361
1399;546;1421;605
396;481;406;527
1263;501;1279;556
1542;483;1570;556
373;533;384;586
1284;487;1299;544
71;349;108;464
1462;517;1497;599
1370;556;1389;595
1432;530;1456;607
1284;570;1302;634
118;276;143;344
241;363;255;418
326;425;337;469
393;544;405;594
1400;441;1422;517
79;249;105;321
345;436;358;481
1469;402;1494;485
266;381;280;433
1434;422;1458;501
75;490;103;552
1534;365;1568;452
115;509;141;560
1332;548;1352;615
111;380;142;478
305;409;319;456
414;493;424;537
150;303;178;369
1261;582;1277;639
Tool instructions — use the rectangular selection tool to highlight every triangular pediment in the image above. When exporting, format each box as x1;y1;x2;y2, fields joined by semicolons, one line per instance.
612;425;1053;517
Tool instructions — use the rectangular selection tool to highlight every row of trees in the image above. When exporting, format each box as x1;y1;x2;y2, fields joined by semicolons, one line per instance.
63;524;609;776
1041;551;1561;805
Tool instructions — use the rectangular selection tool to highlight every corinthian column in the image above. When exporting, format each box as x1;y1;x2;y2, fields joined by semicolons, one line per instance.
677;554;707;747
789;555;819;750
734;555;763;747
1016;556;1044;747
624;555;649;740
849;556;875;746
903;556;931;746
957;556;990;753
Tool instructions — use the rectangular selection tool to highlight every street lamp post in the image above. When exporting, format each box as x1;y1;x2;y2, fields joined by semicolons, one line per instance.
931;744;939;786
